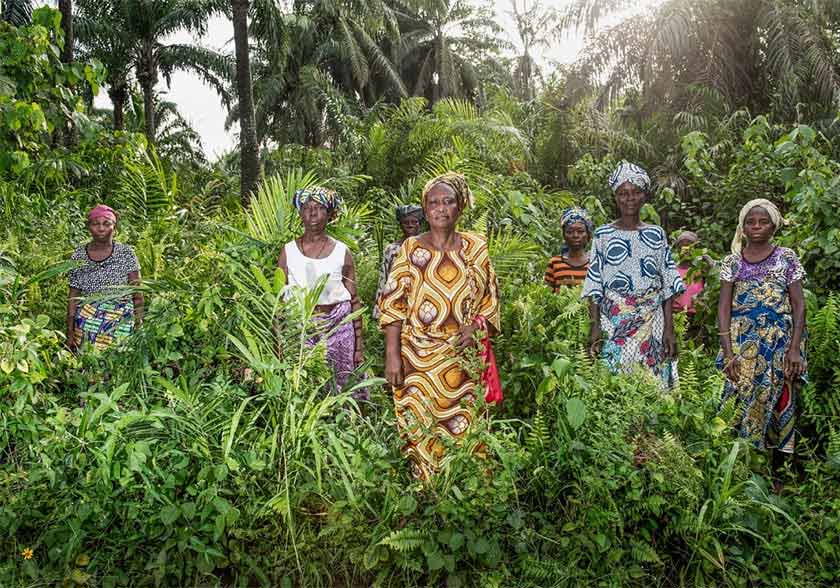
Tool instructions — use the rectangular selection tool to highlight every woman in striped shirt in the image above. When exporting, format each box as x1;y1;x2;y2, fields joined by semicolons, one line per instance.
545;207;593;290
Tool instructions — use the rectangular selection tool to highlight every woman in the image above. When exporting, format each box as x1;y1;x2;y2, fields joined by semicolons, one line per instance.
582;162;685;389
277;187;365;398
717;199;805;488
379;172;500;481
544;207;593;290
373;204;424;319
67;204;143;352
671;231;705;316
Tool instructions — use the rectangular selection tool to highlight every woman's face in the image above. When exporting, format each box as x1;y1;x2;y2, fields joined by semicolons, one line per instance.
299;200;330;233
399;213;422;238
88;217;116;243
563;221;589;250
743;206;775;244
423;184;461;231
615;181;646;217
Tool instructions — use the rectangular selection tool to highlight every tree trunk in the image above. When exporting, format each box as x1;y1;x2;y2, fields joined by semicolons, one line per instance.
58;0;73;63
140;75;156;145
138;44;157;145
232;0;261;207
108;81;127;131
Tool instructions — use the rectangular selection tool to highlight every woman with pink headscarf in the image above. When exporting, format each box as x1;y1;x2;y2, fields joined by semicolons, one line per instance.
66;205;143;352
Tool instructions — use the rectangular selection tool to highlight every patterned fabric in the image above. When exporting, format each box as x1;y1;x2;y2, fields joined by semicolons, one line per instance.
544;256;588;290
378;232;500;480
730;199;785;254
69;243;140;296
421;172;474;210
73;300;134;351
561;207;594;235
310;301;367;400
88;204;117;222
292;186;342;215
396;205;423;222
672;266;704;315
608;161;651;193
582;225;685;389
373;241;402;319
717;247;806;453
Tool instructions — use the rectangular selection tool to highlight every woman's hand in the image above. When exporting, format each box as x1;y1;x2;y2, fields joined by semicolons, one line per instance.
354;348;364;368
662;329;677;359
384;349;404;387
588;327;603;358
457;322;480;350
784;349;806;379
66;332;78;353
723;354;740;383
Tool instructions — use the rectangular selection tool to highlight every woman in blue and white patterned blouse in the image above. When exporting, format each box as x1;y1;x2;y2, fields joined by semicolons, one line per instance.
582;162;685;389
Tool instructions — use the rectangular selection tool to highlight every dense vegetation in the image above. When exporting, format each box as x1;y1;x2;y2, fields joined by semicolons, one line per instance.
2;2;840;586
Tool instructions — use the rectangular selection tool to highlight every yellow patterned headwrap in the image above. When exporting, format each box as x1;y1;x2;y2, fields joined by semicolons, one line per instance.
421;172;474;210
731;198;785;254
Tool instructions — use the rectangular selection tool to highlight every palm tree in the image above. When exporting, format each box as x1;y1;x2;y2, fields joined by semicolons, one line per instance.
397;0;507;104
508;0;556;101
240;0;406;147
231;0;260;205
1;0;32;25
77;0;232;145
560;0;840;121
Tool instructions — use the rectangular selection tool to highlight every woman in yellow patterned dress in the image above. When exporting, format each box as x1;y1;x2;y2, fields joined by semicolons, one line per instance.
378;172;500;481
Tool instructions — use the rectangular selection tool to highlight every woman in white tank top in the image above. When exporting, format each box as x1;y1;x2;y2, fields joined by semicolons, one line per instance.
277;187;365;399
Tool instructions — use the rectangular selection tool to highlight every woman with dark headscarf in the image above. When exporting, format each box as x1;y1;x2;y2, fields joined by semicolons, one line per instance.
67;204;143;352
378;172;500;480
545;207;594;290
277;187;365;398
373;204;423;319
582;162;685;389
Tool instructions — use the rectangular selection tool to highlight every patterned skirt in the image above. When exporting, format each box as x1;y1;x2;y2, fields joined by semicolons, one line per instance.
310;301;366;400
73;299;134;351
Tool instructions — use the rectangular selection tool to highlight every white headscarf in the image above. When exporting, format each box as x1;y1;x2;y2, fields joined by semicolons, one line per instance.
731;198;785;254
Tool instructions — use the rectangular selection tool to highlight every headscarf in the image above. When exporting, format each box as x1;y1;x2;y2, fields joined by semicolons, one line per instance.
608;161;651;194
421;172;474;210
731;198;784;255
88;204;117;223
396;204;424;222
560;206;594;255
674;230;699;249
561;207;594;235
293;186;342;216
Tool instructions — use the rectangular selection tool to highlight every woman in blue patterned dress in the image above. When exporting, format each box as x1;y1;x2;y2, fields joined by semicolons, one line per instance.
582;162;685;389
717;199;806;490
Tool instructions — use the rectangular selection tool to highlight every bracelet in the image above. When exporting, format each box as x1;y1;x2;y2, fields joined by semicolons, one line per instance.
718;330;730;336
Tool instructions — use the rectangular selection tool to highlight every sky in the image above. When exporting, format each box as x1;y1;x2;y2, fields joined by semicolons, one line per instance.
89;0;661;159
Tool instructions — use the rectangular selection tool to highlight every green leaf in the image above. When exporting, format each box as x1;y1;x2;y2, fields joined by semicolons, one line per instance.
565;397;587;430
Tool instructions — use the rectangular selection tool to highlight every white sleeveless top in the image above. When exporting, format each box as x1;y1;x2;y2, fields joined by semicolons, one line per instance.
283;239;351;305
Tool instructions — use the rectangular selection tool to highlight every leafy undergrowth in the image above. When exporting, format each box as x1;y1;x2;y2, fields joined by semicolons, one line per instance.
1;206;839;588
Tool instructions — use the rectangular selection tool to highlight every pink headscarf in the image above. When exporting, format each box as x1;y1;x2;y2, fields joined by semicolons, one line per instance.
88;204;117;223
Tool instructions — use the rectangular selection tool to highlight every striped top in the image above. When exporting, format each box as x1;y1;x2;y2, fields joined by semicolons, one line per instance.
544;256;589;290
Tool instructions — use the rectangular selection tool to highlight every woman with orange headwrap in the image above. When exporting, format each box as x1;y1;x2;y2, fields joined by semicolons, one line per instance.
378;172;500;481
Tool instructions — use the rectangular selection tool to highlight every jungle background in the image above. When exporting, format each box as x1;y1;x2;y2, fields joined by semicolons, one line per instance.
1;0;840;586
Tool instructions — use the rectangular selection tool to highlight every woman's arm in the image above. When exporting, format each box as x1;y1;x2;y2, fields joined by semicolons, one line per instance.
718;280;738;381
343;250;364;366
67;287;81;350
383;321;403;386
785;280;806;378
662;297;676;358
128;270;143;326
588;300;601;357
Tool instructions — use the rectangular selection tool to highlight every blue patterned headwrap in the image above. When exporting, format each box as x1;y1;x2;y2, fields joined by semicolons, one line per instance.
396;204;424;222
608;161;651;193
293;186;342;215
561;207;594;235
